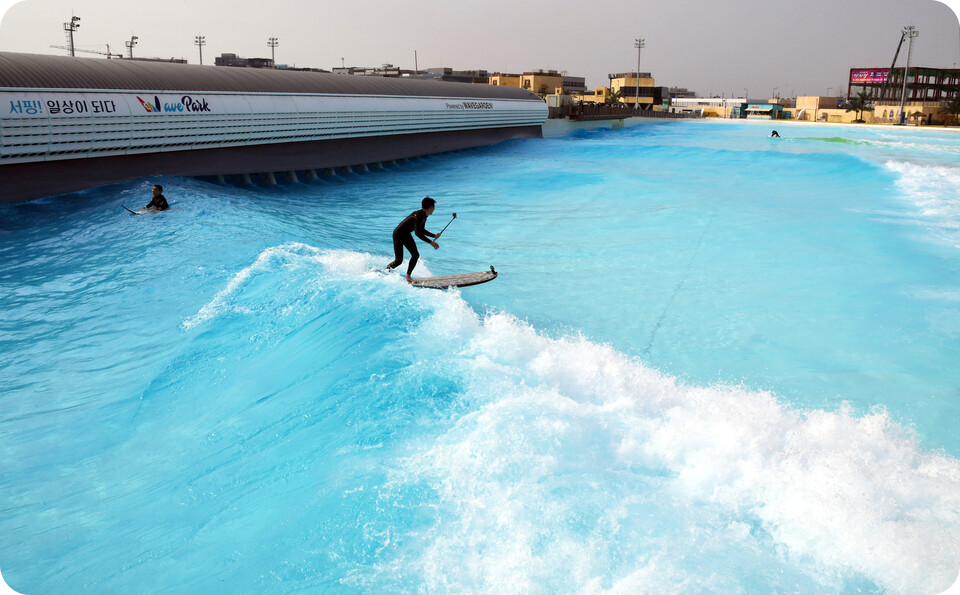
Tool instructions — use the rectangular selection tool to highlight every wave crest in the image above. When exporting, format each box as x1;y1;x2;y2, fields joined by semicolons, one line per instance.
392;304;960;594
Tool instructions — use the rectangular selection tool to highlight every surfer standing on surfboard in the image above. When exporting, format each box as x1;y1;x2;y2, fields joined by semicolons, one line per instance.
146;185;170;211
386;196;441;283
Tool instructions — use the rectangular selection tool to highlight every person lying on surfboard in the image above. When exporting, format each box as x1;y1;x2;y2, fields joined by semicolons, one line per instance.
145;184;170;211
386;196;441;283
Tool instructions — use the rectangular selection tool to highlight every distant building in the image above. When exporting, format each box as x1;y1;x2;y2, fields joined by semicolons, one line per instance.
668;87;697;98
279;66;330;73
847;66;960;102
416;68;490;84
362;64;402;77
667;97;746;117
846;66;959;125
572;87;611;104
129;57;187;65
794;96;844;121
521;70;564;95
594;72;658;108
740;102;785;119
332;64;413;78
562;75;586;94
215;53;274;69
489;73;523;88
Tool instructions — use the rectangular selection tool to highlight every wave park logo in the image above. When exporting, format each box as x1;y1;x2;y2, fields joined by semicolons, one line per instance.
136;95;212;113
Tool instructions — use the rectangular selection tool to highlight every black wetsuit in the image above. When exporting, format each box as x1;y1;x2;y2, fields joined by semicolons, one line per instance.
387;209;436;276
146;194;169;211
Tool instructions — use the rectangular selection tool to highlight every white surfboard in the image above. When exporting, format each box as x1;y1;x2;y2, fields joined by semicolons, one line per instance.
411;266;498;289
123;205;160;215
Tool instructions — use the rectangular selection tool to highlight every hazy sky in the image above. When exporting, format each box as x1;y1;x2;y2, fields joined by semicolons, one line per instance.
1;0;958;98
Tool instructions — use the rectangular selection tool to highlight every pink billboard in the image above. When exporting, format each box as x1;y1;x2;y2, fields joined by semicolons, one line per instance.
850;69;891;84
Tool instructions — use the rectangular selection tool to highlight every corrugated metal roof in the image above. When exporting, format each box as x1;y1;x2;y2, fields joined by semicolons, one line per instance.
0;52;543;101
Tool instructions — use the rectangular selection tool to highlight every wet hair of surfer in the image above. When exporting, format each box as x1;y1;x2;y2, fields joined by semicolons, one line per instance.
386;197;441;282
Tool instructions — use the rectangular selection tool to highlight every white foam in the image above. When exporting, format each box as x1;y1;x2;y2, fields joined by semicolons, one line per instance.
389;303;960;593
183;243;317;329
886;160;960;248
181;243;429;329
180;248;959;592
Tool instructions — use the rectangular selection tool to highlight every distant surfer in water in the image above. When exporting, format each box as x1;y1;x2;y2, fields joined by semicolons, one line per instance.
146;185;170;211
770;130;781;138
386;196;441;282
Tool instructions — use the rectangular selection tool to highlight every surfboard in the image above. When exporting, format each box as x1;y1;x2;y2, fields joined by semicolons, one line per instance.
122;205;159;215
120;205;170;215
411;266;498;289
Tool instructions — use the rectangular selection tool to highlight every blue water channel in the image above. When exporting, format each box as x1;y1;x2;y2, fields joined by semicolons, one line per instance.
1;120;958;593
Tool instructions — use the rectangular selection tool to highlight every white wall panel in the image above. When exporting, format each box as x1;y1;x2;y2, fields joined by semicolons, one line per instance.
1;90;547;164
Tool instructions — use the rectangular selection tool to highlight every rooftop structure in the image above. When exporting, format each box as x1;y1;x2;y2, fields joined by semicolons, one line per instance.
608;72;657;108
848;66;960;102
0;52;547;203
215;53;274;69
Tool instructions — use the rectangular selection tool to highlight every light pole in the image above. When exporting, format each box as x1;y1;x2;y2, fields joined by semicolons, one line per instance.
125;35;138;59
268;37;279;68
63;15;80;57
634;36;645;111
195;35;205;65
898;25;918;125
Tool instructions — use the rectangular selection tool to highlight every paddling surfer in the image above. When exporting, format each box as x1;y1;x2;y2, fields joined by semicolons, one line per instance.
386;197;441;282
146;185;170;211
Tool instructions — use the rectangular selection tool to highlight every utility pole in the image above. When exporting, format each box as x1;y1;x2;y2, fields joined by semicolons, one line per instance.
898;25;918;125
63;15;80;57
125;35;138;59
268;37;279;68
634;36;645;111
195;35;205;65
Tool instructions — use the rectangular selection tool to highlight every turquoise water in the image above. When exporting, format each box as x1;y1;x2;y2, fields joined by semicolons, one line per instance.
1;120;958;593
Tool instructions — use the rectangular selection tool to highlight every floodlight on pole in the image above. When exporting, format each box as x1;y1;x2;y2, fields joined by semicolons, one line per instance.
125;35;138;59
195;35;206;65
634;37;645;111
63;15;80;57
898;25;918;125
268;37;279;68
